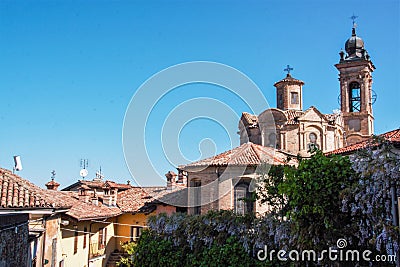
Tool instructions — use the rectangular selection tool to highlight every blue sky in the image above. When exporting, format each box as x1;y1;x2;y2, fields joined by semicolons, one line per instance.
0;0;399;187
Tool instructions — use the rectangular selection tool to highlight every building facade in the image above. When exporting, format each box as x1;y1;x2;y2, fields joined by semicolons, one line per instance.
239;23;376;156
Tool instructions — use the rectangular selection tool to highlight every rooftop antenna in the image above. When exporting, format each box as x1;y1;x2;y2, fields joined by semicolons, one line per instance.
79;159;89;179
95;166;104;181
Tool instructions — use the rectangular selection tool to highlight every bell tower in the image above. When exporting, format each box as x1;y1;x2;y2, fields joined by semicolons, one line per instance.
335;19;375;145
274;65;304;111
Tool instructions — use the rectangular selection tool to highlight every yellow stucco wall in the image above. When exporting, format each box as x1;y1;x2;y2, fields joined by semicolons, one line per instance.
60;219;116;267
115;213;148;251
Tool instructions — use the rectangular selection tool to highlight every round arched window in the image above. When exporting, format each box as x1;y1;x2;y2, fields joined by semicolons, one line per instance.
309;133;317;143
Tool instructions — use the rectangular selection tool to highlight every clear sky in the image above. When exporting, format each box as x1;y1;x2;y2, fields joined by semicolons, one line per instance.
0;0;399;187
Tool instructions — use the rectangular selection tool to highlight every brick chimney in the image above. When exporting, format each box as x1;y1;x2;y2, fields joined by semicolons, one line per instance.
165;171;177;190
45;179;60;191
78;185;90;203
177;170;187;187
45;170;60;190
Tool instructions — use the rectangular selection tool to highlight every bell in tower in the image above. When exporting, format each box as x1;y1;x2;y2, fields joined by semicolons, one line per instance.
335;17;375;145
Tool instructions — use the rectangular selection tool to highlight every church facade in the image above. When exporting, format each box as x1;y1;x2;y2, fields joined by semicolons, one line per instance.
238;23;375;156
177;23;378;216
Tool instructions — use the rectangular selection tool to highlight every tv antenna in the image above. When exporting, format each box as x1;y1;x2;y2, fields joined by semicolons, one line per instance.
79;159;89;179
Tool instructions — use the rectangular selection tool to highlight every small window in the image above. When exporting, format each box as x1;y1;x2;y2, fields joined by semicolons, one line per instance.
130;226;143;242
98;227;107;249
291;92;299;104
234;183;253;215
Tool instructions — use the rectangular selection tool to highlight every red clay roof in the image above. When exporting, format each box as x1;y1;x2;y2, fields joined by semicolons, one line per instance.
179;142;295;169
117;187;174;213
0;168;122;220
104;180;132;189
62;179;132;191
274;73;305;86
240;112;259;127
64;195;121;221
0;168;73;209
326;128;400;155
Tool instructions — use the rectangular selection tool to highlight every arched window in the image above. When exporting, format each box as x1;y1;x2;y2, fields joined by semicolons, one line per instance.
349;82;361;112
307;132;319;152
234;183;253;215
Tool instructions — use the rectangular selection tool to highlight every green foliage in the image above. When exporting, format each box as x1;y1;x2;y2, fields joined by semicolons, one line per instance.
119;211;272;267
258;151;357;251
282;151;356;249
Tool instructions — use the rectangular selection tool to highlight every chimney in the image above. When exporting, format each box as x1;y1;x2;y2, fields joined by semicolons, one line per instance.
91;196;99;206
45;170;60;190
165;171;177;190
103;189;112;206
91;189;99;206
112;189;118;206
78;185;90;203
177;170;187;187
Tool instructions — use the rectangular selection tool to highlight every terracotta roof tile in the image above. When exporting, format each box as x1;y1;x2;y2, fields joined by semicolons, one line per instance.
65;198;121;221
104;180;132;190
179;142;295;169
274;74;305;86
240;112;259;128
326;128;400;155
284;110;304;125
117;187;173;213
0;168;73;209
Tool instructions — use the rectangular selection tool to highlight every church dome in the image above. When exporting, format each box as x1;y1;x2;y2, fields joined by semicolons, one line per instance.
344;27;365;59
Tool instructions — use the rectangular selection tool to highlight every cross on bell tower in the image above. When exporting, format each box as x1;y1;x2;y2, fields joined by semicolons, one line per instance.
284;65;293;75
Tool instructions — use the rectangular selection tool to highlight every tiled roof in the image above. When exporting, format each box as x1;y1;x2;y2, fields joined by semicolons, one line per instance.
284;110;304;125
104;181;132;190
62;179;132;191
0;168;73;209
274;74;305;86
45;179;60;188
179;142;295;169
117;187;173;213
324;113;340;123
326;128;400;155
64;195;121;221
240;112;259;128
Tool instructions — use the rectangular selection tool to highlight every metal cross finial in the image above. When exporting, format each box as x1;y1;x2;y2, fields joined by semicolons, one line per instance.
51;170;56;180
284;65;293;75
350;13;358;27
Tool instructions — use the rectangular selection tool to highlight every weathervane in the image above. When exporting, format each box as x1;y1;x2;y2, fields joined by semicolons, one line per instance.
51;170;56;181
284;65;293;75
350;13;358;27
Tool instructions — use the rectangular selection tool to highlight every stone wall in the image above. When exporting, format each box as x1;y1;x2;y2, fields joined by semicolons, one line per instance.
0;213;29;267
